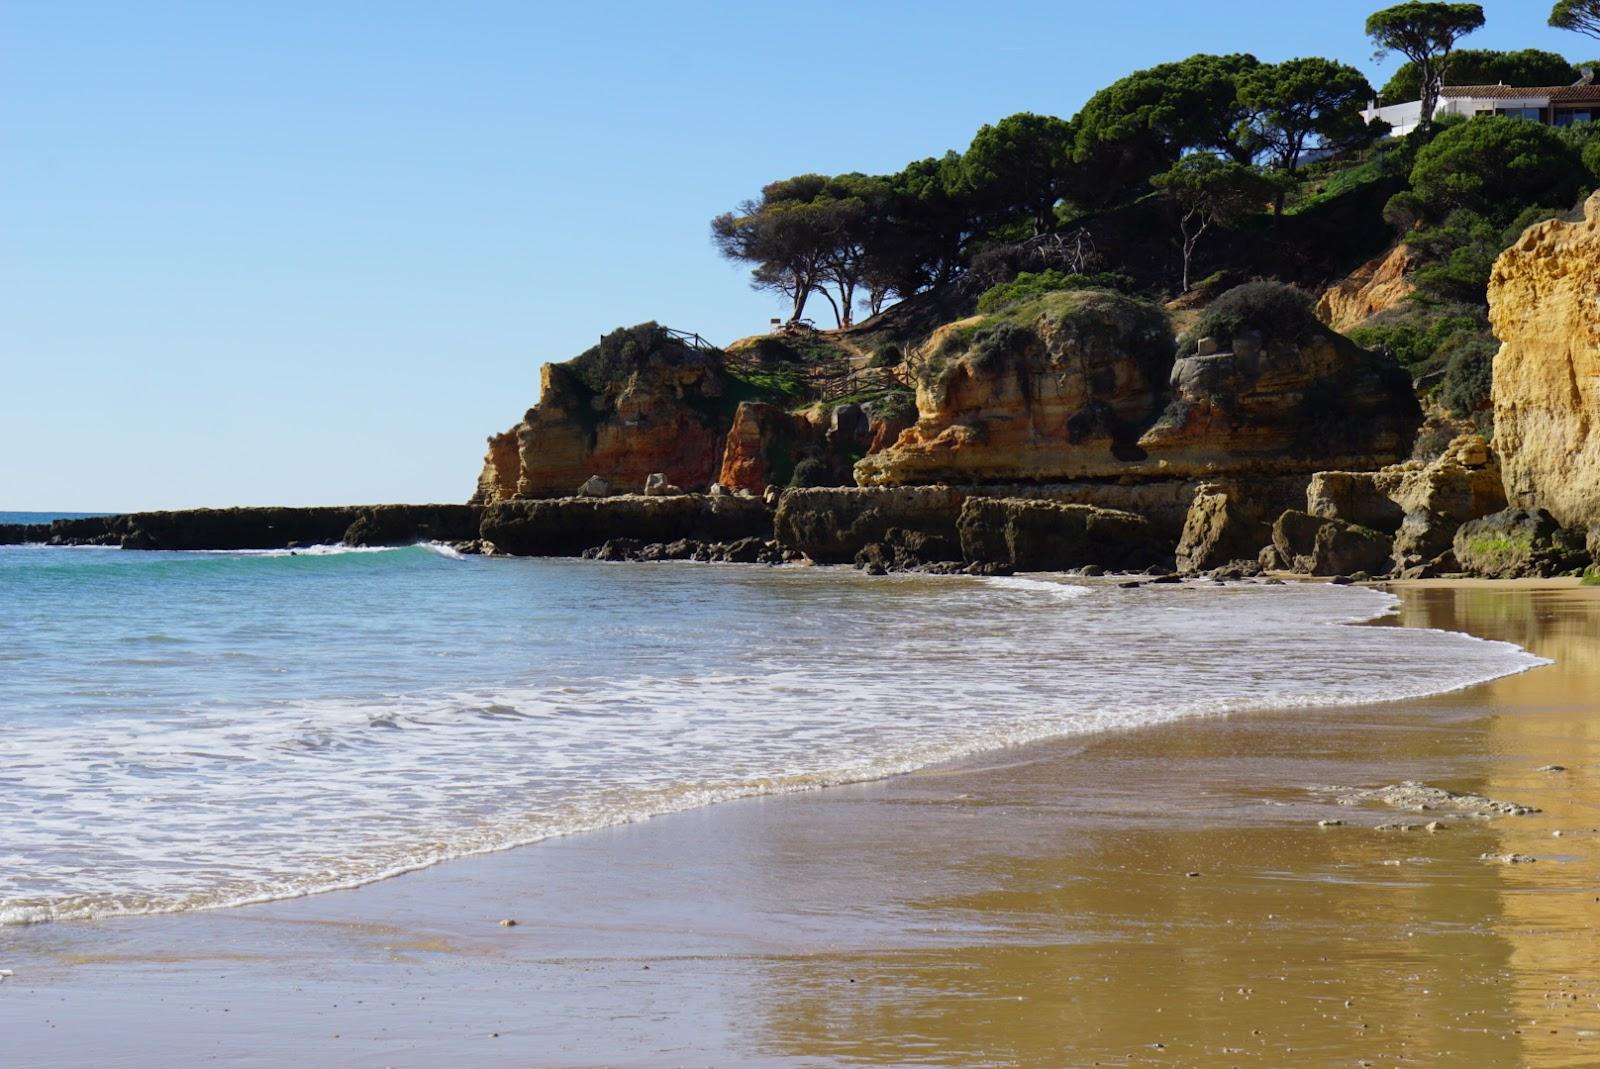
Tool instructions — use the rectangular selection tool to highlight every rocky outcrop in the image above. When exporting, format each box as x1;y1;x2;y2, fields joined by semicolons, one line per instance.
958;499;1165;572
718;398;916;494
1315;243;1421;332
1489;192;1600;535
0;522;52;545
854;290;1176;486
582;536;790;566
856;285;1421;487
33;506;482;551
1303;435;1505;571
775;482;1205;564
1140;326;1419;478
474;324;733;501
1452;508;1590;579
775;485;970;564
339;505;483;547
470;428;521;506
1271;510;1392;577
717;403;825;493
1174;486;1269;574
1171;475;1315;573
480;494;771;557
851;528;963;573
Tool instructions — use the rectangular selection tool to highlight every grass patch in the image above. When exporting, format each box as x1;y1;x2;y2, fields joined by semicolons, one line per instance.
1466;534;1531;563
1285;142;1413;216
975;269;1133;314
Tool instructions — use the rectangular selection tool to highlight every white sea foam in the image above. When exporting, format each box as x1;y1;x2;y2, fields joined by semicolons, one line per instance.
0;552;1548;926
980;575;1093;601
200;543;413;557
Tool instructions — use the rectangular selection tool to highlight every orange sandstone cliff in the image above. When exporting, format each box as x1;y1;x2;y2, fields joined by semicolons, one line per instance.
1488;191;1600;534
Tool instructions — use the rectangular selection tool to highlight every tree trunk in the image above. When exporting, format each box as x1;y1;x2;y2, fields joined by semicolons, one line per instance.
816;288;843;329
1420;60;1442;127
790;282;810;324
1179;211;1208;293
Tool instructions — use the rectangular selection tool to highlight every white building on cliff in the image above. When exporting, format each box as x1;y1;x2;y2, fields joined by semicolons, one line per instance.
1363;72;1600;137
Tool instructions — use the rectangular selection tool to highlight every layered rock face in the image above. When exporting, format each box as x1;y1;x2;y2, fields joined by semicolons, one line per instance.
1315;243;1420;332
718;400;917;494
1174;486;1264;573
1489;192;1600;535
854;291;1175;486
470;429;521;506
717;402;817;493
856;286;1421;487
1139;326;1420;478
518;329;732;496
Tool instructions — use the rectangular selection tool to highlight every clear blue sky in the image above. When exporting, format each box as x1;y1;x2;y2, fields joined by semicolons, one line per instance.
1;1;1583;510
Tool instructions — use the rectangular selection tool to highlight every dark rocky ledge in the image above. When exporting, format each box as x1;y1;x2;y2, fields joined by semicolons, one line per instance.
4;505;483;551
480;494;773;557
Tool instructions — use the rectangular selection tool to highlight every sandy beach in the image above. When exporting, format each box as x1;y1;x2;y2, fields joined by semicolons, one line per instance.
2;579;1597;1068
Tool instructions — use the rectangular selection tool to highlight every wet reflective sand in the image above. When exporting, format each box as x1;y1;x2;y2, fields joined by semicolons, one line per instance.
2;582;1597;1067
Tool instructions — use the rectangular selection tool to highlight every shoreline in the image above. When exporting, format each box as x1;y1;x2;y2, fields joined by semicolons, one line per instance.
0;563;1536;928
3;579;1597;1066
0;569;1547;932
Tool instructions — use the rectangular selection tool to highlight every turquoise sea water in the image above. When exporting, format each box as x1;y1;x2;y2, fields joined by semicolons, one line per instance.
0;537;1546;926
1;512;105;525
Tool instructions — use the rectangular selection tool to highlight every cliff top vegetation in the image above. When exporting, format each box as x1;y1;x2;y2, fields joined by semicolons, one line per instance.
704;1;1600;433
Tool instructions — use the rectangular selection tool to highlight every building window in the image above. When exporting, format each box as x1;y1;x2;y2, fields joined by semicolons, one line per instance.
1554;109;1594;126
1494;107;1544;121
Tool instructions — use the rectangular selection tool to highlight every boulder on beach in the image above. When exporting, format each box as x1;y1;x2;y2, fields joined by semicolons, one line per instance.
1271;509;1392;577
1452;508;1590;579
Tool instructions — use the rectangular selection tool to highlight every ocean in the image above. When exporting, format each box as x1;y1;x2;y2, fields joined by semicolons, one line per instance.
0;527;1546;927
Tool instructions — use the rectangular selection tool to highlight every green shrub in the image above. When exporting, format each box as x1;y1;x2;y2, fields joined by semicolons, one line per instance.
568;322;690;394
1184;281;1317;353
1437;332;1497;420
1582;564;1600;587
1411;242;1498;304
1502;205;1568;244
1348;300;1492;379
974;269;1131;314
788;457;832;488
868;343;903;369
1405;203;1575;305
869;389;917;425
1189;270;1236;297
968;323;1033;373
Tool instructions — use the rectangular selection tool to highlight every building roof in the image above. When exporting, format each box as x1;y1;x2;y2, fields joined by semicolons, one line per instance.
1440;84;1600;103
